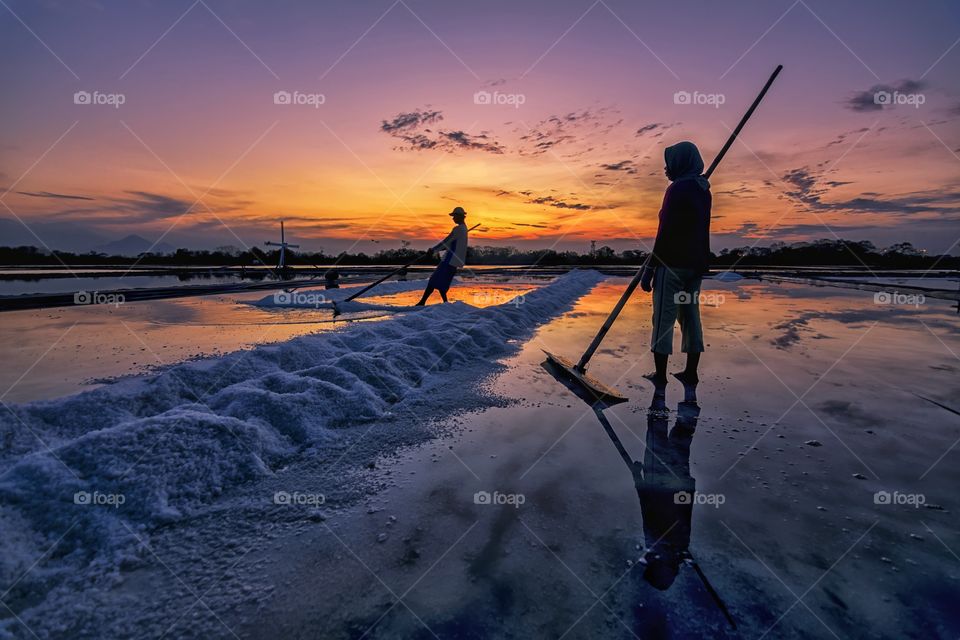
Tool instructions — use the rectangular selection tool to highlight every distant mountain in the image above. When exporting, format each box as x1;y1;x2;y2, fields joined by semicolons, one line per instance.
93;234;176;256
0;219;187;254
0;217;109;252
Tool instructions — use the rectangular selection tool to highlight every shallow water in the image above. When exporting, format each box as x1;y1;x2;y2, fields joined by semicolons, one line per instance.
2;276;958;638
0;272;253;296
0;279;537;403
233;277;959;639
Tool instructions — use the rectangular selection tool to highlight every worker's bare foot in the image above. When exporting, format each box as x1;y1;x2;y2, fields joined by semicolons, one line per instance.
643;371;668;386
672;370;699;386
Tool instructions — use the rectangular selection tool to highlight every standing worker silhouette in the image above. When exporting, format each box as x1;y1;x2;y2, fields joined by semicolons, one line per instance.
416;206;469;305
640;141;711;402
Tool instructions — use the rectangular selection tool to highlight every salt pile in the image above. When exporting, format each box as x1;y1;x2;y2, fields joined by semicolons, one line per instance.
0;270;603;631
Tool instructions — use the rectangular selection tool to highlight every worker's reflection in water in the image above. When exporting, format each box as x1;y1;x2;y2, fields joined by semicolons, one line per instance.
635;399;699;590
591;396;737;628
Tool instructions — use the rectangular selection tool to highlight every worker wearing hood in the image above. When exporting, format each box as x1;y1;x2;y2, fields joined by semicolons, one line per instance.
639;141;712;398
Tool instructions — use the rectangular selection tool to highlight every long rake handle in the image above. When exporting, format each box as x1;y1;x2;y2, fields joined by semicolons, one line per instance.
341;223;481;304
575;65;782;371
341;256;426;304
691;558;738;629
704;65;782;180
576;273;643;370
592;407;636;469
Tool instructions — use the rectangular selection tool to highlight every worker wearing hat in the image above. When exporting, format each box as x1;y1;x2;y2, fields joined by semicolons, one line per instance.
415;206;469;305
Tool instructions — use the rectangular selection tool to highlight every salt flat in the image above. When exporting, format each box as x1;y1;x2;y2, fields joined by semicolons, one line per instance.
0;273;957;639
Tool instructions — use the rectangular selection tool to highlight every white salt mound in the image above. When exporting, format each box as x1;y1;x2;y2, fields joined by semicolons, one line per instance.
0;269;603;628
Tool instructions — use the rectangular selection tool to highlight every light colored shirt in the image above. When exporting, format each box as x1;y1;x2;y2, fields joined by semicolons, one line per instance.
433;222;468;268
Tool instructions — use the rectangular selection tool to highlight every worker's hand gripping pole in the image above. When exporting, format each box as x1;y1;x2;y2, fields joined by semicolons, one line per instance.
574;65;783;372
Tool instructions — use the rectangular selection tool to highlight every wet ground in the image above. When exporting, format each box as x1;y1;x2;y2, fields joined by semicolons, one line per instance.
0;278;537;403
223;277;959;639
2;275;959;638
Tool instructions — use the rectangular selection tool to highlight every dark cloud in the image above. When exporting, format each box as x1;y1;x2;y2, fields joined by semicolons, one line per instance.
636;121;676;139
781;166;960;216
782;168;822;204
517;107;620;156
512;222;555;229
380;108;503;154
825;127;870;147
528;195;591;210
599;160;637;174
844;79;926;112
437;130;504;154
380;109;443;133
715;184;757;198
496;188;597;211
732;222;762;235
635;123;663;136
113;191;193;220
28;190;198;225
394;133;440;151
17;190;94;201
384;104;631;160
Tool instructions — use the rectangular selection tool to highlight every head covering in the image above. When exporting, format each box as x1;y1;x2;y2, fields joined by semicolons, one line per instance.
449;206;467;218
664;141;710;191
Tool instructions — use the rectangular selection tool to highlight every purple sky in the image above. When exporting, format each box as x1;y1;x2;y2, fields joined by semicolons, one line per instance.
1;0;959;255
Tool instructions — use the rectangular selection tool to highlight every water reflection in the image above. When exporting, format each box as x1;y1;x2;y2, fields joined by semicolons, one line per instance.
638;400;698;589
592;398;737;628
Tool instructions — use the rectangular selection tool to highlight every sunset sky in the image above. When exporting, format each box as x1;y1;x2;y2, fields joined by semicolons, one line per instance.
1;0;959;255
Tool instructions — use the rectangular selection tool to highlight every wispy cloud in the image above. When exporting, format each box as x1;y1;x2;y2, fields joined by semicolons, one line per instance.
782;166;960;216
17;190;94;201
528;195;591;210
637;122;679;140
494;188;601;211
512;222;555;229
516;107;622;156
380;109;443;133
844;79;926;112
825;127;872;147
715;183;757;198
380;108;504;153
599;160;637;174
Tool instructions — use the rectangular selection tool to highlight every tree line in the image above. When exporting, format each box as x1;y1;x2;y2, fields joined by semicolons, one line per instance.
0;239;956;269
